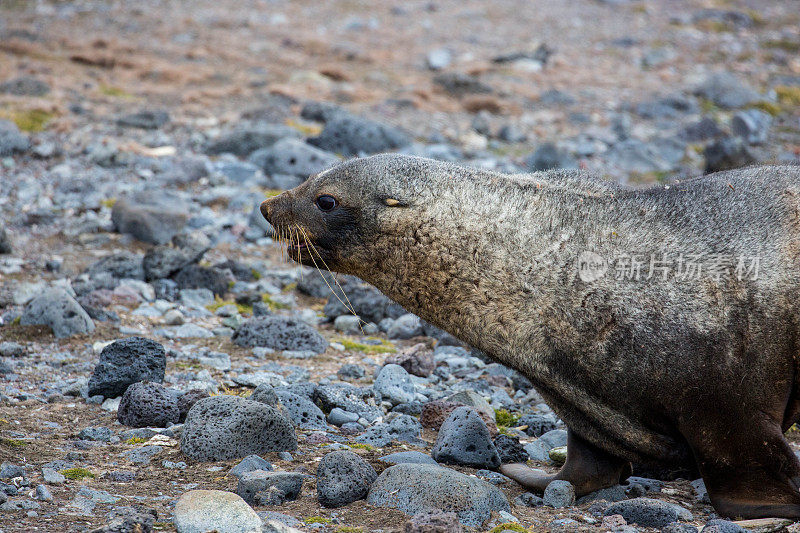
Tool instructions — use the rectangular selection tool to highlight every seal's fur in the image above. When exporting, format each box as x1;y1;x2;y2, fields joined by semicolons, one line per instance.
263;154;800;518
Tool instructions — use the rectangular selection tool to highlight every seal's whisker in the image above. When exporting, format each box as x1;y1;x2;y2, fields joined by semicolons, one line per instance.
299;227;361;327
299;227;364;333
292;224;305;281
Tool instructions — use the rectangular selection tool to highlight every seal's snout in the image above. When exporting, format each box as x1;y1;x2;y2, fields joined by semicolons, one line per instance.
259;197;274;225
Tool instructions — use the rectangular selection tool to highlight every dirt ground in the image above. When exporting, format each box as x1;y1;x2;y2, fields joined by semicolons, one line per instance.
2;0;800;532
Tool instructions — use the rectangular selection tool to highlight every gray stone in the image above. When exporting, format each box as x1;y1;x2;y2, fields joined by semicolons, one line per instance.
322;281;405;323
0;341;25;357
605;137;684;174
444;390;494;420
173;490;262;533
181;395;296;461
88;337;166;398
494;434;529;464
386;313;423;339
0;76;50;96
731;108;772;145
379;451;437;466
117;381;180;428
237;470;305;504
432;406;500;468
0;225;11;254
93;506;158;532
230;455;273;478
77;426;114;442
704;136;757;173
317;450;377;507
180;288;215;308
663;524;699;533
514;492;544;507
700;519;746;533
174;264;234;296
604;498;681;528
679;116;723;142
111;191;189;245
204;123;299;156
518;413;558;437
694;72;761;109
404;511;464;533
34;484;52;502
117;110;170;129
336;364;365;381
232;316;327;353
433;72;493;97
315;384;381;421
249;384;279;406
374;364;416;405
307;114;410;157
327;408;359;426
143;246;196;280
523;429;568;461
527;142;577;171
20;287;94;338
543;480;575;508
275;390;327;430
426;48;452;70
41;468;65;485
333;314;361;334
0;462;24;479
356;414;422;447
249;138;337;177
122;445;163;465
0;119;30;156
367;463;509;528
85;251;145;280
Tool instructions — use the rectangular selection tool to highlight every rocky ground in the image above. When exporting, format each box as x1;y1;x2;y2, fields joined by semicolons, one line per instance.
1;0;800;532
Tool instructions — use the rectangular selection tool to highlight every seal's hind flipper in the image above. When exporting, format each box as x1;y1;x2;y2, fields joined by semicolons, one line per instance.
500;429;631;497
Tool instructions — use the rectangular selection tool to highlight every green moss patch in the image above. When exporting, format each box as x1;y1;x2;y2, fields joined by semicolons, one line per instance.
60;467;95;480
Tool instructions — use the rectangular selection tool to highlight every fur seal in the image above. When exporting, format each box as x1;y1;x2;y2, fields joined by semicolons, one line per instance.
262;154;800;519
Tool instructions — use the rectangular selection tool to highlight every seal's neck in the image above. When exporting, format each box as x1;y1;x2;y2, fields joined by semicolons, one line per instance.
354;178;576;363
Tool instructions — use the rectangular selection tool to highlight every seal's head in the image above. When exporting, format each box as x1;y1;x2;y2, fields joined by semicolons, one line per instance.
260;154;443;276
261;153;533;350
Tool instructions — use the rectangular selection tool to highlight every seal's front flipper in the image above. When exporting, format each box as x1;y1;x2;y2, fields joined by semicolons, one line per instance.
499;429;631;497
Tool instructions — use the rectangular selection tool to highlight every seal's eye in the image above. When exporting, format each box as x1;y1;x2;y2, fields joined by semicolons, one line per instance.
316;195;337;212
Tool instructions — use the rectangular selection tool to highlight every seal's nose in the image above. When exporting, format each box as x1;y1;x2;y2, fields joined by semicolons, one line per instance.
260;198;272;224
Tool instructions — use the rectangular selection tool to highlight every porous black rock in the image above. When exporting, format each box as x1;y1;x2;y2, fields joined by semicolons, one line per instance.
87;337;166;398
307;114;410;156
316;450;377;508
177;389;210;423
431;407;501;468
117;381;180;428
180;395;296;461
493;434;529;464
232;316;327;353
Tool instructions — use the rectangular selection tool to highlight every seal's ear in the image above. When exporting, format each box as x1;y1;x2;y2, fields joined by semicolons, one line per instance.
383;198;407;207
